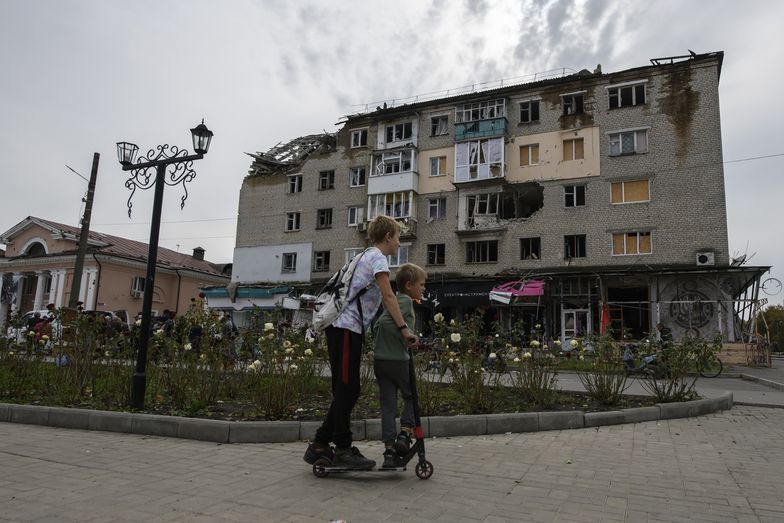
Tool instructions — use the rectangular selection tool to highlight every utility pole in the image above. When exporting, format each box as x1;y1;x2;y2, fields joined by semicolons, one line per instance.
68;153;100;309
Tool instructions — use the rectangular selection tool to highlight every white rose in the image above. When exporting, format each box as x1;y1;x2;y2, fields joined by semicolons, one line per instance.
214;334;222;340
290;363;298;371
523;352;532;358
135;319;142;326
570;339;579;348
200;354;207;360
252;359;262;369
434;313;444;323
531;340;540;348
267;333;275;340
283;340;292;348
264;322;275;332
285;347;294;354
579;355;585;360
450;319;456;326
184;343;192;351
104;351;110;357
489;352;497;359
554;340;562;346
448;358;454;363
27;331;35;337
535;324;541;329
450;333;461;343
513;357;521;363
304;348;313;356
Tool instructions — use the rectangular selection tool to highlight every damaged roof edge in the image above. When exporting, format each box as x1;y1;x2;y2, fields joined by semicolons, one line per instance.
246;133;336;177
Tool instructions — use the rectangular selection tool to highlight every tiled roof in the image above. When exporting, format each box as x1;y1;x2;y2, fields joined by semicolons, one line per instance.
31;217;227;277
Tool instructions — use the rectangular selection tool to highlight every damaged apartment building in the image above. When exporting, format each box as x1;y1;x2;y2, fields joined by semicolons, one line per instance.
206;51;769;343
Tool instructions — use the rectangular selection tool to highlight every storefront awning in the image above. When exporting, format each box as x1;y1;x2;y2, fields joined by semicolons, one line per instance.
489;279;545;304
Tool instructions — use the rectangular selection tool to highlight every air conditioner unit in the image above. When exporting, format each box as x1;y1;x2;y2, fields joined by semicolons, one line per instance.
695;251;715;266
130;290;143;299
356;222;367;232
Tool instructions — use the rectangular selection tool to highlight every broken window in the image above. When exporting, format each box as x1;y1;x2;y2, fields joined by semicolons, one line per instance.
282;252;297;273
562;93;585;116
387;244;410;267
316;208;333;229
287;174;302;193
608;83;646;109
564;234;586;259
611;179;650;203
564;185;586;207
455;99;506;123
431;115;449;136
385;122;413;143
428;197;446;220
519;100;540;123
368;191;413;220
347;206;364;226
374;150;414;176
466;240;498;263
519;144;539;166
520;237;541;260
429;156;447;176
609;130;648;156
455;137;504;182
351;129;368;148
427;244;446;265
563;138;584;161
285;212;301;231
313;251;330;272
318;170;335;190
612;231;652;255
495;183;544;220
349;167;366;187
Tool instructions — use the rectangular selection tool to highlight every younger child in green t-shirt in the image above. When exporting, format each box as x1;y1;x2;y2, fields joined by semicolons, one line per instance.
373;263;427;468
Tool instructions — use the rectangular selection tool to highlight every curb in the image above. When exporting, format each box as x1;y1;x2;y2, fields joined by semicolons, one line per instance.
739;374;784;391
0;392;733;444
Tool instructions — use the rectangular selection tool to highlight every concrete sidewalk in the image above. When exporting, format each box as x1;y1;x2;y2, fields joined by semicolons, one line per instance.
2;406;783;522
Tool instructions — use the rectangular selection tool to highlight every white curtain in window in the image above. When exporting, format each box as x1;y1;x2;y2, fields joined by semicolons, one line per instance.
456;142;469;167
487;138;503;162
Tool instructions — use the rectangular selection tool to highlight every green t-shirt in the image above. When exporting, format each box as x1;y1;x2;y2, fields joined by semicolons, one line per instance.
373;294;414;361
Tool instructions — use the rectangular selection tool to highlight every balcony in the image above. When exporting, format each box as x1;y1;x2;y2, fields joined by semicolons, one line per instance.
367;170;419;195
455;117;507;141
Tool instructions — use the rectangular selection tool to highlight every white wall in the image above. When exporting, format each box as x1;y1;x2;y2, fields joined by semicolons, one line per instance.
232;243;312;283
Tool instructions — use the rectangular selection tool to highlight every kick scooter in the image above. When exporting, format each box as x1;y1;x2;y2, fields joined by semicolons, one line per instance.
312;346;434;480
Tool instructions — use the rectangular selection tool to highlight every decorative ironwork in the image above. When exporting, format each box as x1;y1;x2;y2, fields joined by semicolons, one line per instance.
124;144;198;217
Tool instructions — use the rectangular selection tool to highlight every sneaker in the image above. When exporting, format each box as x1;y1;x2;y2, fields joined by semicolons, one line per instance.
382;448;397;469
333;446;376;470
303;441;334;465
393;430;412;456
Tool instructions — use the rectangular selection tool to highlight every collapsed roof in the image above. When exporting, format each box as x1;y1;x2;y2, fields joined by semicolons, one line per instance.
246;133;335;177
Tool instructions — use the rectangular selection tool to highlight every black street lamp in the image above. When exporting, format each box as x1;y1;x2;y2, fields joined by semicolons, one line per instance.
116;120;213;410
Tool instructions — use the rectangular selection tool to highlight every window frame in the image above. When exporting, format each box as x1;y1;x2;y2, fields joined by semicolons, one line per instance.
564;185;586;208
285;212;301;232
562;138;585;161
344;248;363;264
385;121;413;143
349;166;366;187
519;99;540;123
316;208;333;229
466;240;499;264
612;231;652;256
312;250;331;272
519;143;539;166
281;252;297;273
430;114;449;136
287;174;302;194
607;81;647;109
561;91;585;116
429;155;447;177
608;129;649;156
427;197;446;220
350;128;368;148
455;99;506;123
368;191;413;220
132;276;145;293
564;234;587;259
347;206;364;226
519;237;541;260
427;243;446;266
387;243;410;268
318;170;335;190
611;179;650;204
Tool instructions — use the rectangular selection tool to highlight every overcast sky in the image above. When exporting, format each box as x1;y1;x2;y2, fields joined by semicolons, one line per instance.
1;0;782;305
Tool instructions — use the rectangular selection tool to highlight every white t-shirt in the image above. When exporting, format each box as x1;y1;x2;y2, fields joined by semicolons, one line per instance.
332;247;389;335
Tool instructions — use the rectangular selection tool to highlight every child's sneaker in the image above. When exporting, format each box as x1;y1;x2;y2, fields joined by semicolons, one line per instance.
393;430;412;455
333;446;375;470
382;448;397;469
303;441;334;464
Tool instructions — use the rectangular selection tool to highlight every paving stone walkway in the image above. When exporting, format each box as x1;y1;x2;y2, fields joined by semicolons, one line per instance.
2;406;784;522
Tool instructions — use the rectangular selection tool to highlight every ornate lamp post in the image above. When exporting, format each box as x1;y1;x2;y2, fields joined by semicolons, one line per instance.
116;121;213;410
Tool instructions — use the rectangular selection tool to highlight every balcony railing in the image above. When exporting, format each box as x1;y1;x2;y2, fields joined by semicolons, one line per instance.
455;117;508;141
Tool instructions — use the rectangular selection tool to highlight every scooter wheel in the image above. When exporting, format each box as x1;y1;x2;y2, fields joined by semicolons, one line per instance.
312;457;330;478
415;460;434;480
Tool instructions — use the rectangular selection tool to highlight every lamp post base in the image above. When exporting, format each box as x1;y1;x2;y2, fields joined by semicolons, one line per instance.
130;372;147;410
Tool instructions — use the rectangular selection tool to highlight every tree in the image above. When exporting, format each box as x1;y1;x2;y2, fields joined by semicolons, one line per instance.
760;305;784;353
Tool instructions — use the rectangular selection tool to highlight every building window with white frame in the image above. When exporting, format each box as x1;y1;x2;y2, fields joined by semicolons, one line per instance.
608;82;646;109
349;167;366;187
347;206;364;226
612;231;652;255
285;212;301;231
427;243;445;265
313;251;330;272
318;170;335;190
562;92;585;116
455;137;504;182
455;99;506;122
429;156;446;177
351;129;368;148
519;100;540;123
132;276;145;293
466;240;498;263
427;197;446;220
387;244;410;267
564;185;586;207
519;144;539;166
316;208;333;229
611;179;650;204
287;174;302;194
609;129;648;156
431;115;448;136
281;252;297;273
368;191;413;220
385;121;413;143
373;150;414;176
562;138;584;161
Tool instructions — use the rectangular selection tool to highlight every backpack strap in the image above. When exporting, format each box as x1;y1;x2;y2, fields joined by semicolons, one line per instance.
344;248;373;336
